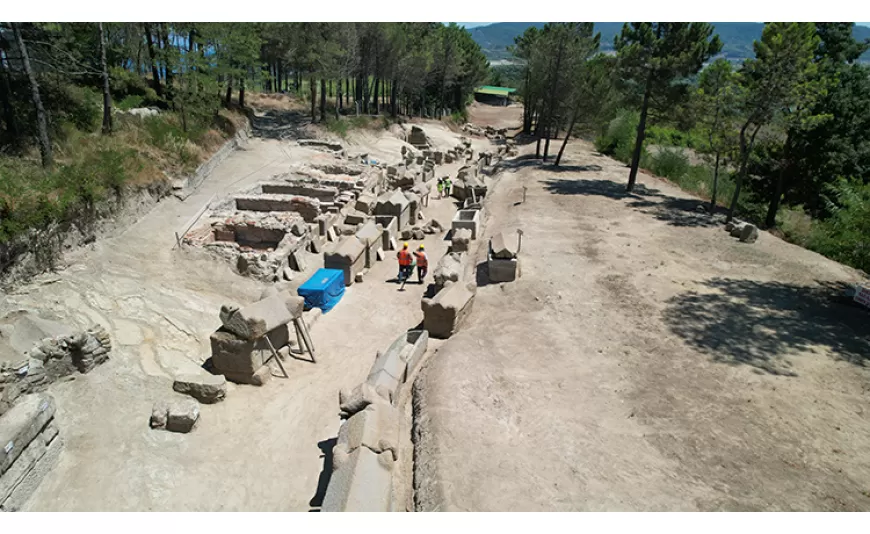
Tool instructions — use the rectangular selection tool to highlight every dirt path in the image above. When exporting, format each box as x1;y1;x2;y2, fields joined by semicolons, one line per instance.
414;136;870;511
3;118;463;511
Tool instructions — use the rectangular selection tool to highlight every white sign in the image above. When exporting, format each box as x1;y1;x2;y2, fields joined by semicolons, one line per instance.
854;285;870;308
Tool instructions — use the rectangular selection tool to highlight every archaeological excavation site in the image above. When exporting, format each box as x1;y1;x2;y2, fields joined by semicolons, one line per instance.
4;21;870;515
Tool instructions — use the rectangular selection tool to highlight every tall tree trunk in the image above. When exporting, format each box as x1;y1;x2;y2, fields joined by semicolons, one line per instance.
626;75;653;192
310;76;317;122
239;77;246;108
373;77;380;114
391;78;398;117
98;22;113;135
12;24;52;168
320;78;327;122
554;104;579;166
346;79;350;104
765;154;789;228
264;64;272;92
225;76;233;108
277;61;283;93
727;122;762;223
0;50;20;141
334;79;340;120
709;152;721;213
143;23;163;98
159;23;173;90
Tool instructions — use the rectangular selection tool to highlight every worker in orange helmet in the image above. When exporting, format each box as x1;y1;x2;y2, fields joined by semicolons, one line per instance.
397;242;413;283
413;244;428;284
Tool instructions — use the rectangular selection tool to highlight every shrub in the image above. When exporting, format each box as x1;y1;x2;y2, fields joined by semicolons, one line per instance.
324;117;349;138
650;148;690;181
595;109;643;164
807;178;870;273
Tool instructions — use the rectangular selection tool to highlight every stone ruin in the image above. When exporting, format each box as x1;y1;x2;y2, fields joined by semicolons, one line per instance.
488;231;521;283
0;311;112;510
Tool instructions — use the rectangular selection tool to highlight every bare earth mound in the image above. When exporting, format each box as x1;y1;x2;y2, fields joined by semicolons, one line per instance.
414;138;870;512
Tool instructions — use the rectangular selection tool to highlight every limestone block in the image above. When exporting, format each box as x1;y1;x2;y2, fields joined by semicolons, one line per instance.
0;394;55;476
166;400;200;433
433;252;463;289
219;292;294;340
451;228;472;253
451;209;480;240
324;236;367;287
150;401;169;429
321;445;394;512
339;383;391;418
488;257;521;283
422;282;475;339
490;231;518;259
339;402;400;459
172;373;227;404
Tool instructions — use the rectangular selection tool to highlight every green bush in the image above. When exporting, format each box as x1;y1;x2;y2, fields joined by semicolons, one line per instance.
646;125;704;150
595;109;643;164
807;178;870;273
450;109;468;123
650;148;690;181
117;94;145;111
324;117;349;138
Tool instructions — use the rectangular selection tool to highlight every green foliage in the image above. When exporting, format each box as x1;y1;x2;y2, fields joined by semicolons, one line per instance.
649;148;690;180
595;109;642;163
807;178;870;272
645;125;704;150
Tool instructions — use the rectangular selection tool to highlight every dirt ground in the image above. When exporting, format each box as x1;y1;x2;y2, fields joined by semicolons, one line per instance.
2;116;466;511
413;107;870;511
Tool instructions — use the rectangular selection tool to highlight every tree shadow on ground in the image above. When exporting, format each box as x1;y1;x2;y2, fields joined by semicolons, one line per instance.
541;177;662;200
492;154;542;174
627;197;723;228
541;176;727;229
546;164;604;173
308;437;337;511
663;278;870;376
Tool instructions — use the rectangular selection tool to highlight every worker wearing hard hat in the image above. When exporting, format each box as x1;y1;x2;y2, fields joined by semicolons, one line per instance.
413;244;428;284
397;242;414;283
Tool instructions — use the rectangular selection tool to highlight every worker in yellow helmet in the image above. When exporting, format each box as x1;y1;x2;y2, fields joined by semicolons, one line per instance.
413;244;428;284
397;242;413;283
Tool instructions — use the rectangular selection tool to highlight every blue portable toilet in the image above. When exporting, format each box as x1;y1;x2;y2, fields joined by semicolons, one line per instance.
297;268;346;313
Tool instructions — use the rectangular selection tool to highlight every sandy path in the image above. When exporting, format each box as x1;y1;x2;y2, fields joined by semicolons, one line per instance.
5;125;461;511
415;135;870;511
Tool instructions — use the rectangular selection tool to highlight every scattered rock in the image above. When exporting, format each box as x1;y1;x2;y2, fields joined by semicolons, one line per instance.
355;272;364;283
283;267;295;281
172;373;227;404
166;400;200;433
150;401;169;429
739;224;759;244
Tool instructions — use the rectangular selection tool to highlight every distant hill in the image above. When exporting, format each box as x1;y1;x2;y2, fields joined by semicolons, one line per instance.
471;22;870;63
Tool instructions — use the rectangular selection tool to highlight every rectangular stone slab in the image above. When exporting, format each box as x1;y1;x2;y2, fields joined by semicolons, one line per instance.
219;293;295;340
0;394;56;477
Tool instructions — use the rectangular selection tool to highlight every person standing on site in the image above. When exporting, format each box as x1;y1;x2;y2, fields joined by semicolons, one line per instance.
437;178;444;198
445;177;452;197
414;244;428;284
397;242;413;283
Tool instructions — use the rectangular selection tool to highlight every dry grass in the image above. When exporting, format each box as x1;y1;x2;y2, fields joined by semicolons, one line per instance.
246;92;307;112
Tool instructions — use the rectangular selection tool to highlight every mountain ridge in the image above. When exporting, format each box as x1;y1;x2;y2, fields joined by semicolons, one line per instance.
469;22;870;62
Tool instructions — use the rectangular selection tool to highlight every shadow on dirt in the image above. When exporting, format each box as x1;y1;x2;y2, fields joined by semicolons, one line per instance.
308;437;337;511
663;278;870;376
542;177;726;229
627;197;723;228
493;154;542;174
251;110;310;141
541;177;662;200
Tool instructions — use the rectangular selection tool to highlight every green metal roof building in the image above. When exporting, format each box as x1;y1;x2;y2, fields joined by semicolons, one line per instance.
474;86;517;106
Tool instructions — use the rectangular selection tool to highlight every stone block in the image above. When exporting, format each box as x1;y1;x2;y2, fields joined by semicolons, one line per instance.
166;400;200;433
339;382;391;418
172;373;227;404
219;293;295;341
344;210;369;226
740;224;759;243
324;236;367;287
451;228;472;253
339;402;400;458
422;282;475;339
488;257;521;283
374;190;411;230
221;365;272;386
490;231;518;259
0;394;55;476
210;327;290;374
354;194;376;214
388;330;429;385
150;401;169;429
321;445;394;512
0;429;62;511
451;209;480;240
433;252;463;289
374;216;398;251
